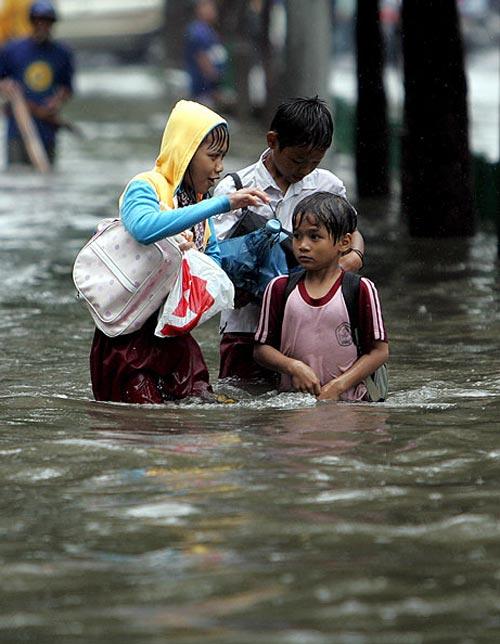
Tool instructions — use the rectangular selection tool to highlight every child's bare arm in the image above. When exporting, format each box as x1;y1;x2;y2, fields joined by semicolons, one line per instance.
318;341;389;401
254;343;321;396
228;187;269;211
339;230;365;272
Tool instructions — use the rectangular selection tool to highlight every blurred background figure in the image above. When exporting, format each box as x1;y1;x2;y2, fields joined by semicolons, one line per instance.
0;0;74;167
0;0;32;45
379;0;401;66
184;0;227;107
331;0;355;54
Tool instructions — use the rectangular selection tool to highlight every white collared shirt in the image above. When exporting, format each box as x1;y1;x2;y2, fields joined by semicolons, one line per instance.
213;149;347;333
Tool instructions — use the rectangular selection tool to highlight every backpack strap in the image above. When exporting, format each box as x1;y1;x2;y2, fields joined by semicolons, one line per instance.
284;269;305;302
226;172;251;226
341;271;361;341
227;172;244;191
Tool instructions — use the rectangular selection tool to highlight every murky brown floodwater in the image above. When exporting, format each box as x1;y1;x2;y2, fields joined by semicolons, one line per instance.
0;64;499;644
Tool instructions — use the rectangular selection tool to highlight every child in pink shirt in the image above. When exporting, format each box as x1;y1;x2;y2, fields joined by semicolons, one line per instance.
254;192;389;401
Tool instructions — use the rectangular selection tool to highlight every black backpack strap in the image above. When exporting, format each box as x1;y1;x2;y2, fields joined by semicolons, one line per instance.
341;271;363;358
341;271;360;336
226;171;251;227
227;172;243;190
284;269;305;302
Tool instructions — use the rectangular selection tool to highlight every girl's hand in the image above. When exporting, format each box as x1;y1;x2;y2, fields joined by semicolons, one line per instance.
289;360;321;396
229;187;270;211
178;240;195;252
175;230;195;253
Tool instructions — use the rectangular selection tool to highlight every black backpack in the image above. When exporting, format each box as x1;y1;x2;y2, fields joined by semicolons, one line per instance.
283;270;388;402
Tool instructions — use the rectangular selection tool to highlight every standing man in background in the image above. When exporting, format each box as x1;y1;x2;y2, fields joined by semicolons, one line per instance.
184;0;227;107
0;0;74;167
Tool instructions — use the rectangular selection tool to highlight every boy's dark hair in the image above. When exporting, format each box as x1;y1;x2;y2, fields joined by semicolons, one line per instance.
269;96;333;150
292;192;357;243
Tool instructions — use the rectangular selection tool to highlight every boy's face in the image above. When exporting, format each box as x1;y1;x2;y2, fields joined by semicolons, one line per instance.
266;132;327;186
293;213;351;271
186;134;228;194
31;17;54;43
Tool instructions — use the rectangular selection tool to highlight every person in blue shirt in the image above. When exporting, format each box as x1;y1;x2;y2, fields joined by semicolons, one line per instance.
0;0;74;166
184;0;227;107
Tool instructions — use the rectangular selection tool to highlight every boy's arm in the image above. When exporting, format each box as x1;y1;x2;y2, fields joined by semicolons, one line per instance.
318;341;388;401
339;229;365;272
254;343;321;396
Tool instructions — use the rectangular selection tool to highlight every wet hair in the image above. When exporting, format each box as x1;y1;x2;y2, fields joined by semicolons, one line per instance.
292;192;357;243
182;122;229;200
269;96;333;151
203;122;229;153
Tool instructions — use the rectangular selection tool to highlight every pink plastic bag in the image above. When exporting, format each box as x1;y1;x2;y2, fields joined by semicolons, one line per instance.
155;249;234;337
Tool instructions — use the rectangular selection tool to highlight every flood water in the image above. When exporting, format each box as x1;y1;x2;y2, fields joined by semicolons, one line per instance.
1;64;499;643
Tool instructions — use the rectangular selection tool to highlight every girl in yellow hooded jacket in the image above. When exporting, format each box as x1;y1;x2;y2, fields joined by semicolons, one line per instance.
90;100;268;404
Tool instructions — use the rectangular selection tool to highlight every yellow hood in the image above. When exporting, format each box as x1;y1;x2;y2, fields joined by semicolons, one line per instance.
127;100;227;210
156;100;226;191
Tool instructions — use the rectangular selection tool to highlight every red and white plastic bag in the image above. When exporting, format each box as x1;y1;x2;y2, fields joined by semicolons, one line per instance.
154;249;234;337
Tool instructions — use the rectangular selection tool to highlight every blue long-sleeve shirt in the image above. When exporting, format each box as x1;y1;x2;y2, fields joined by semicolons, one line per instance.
120;179;231;264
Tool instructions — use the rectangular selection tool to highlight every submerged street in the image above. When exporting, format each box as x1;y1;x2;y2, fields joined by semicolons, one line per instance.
0;62;499;642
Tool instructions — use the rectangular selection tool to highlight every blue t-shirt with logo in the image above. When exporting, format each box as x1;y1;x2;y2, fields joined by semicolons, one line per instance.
0;37;74;146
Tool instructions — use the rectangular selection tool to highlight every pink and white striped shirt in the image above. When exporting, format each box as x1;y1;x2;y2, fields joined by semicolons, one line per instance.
255;272;388;401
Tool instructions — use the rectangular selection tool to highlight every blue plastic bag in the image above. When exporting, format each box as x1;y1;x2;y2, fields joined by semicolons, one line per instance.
219;219;289;299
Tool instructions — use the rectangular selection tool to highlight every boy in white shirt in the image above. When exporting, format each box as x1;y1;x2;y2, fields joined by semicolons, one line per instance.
213;96;365;381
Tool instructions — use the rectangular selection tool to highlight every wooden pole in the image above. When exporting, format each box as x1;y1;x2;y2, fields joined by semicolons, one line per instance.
4;83;51;173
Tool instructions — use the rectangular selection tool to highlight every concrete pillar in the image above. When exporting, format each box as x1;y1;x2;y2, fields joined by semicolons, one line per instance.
285;0;332;100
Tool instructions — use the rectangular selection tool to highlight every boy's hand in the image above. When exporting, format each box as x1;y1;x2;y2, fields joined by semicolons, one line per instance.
229;188;270;211
318;379;343;401
289;360;321;396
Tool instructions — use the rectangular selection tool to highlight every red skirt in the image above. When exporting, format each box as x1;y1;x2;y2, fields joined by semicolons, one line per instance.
90;313;211;404
219;332;275;382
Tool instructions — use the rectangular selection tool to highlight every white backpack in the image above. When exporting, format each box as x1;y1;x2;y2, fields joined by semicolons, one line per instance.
72;218;182;337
